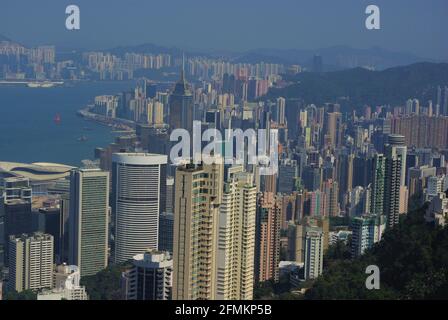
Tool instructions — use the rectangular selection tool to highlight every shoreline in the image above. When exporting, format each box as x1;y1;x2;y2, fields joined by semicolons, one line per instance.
77;107;136;133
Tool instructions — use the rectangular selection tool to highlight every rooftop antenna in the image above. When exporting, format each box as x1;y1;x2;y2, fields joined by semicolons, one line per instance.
181;52;185;81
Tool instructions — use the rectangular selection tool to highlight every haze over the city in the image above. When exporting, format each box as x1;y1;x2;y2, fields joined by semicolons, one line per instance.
1;0;447;60
1;0;448;306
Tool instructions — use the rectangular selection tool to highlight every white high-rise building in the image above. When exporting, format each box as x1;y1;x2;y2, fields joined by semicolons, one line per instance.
112;153;167;263
385;135;407;228
303;229;323;280
216;167;256;300
8;233;54;292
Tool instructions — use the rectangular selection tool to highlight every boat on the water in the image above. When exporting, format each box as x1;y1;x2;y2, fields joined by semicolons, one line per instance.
27;81;56;88
54;114;61;125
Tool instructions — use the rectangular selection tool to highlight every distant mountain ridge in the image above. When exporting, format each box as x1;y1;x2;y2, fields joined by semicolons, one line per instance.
235;45;432;70
105;43;434;71
0;34;439;71
266;62;448;109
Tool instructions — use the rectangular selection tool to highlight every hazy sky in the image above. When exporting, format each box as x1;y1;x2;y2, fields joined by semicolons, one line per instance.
0;0;447;59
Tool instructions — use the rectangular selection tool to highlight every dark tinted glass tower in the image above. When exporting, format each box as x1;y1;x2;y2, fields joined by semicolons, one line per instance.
169;57;194;134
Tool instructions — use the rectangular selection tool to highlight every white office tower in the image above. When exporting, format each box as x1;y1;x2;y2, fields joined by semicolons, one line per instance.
8;233;54;292
112;153;167;263
216;167;257;300
37;264;88;300
124;250;173;300
303;229;323;280
69;168;109;277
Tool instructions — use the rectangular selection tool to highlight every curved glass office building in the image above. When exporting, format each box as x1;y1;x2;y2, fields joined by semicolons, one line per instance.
112;153;167;264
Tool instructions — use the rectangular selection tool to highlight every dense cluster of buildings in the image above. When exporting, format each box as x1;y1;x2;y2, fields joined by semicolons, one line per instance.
0;42;60;80
1;58;448;300
0;38;288;84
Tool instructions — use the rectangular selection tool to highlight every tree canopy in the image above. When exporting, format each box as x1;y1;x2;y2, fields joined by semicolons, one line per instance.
305;207;448;299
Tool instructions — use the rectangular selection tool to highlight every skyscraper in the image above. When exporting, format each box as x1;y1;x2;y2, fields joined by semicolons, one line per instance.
302;165;322;191
387;134;407;187
216;167;257;300
436;85;442;115
336;152;354;208
112;153;167;264
8;233;54;292
1;177;33;267
172;159;223;300
443;86;448;116
322;179;340;217
69;168;109;277
255;192;281;283
38;207;62;263
303;229;323;280
323;111;343;148
384;137;405;229
287;221;305;263
277;159;298;194
276;97;286;125
370;154;386;216
158;211;174;254
169;56;194;133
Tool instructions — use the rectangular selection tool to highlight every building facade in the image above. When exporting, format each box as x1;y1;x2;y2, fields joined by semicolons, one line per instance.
125;250;172;300
216;169;256;300
112;153;167;264
69;168;109;277
172;160;223;300
8;233;54;292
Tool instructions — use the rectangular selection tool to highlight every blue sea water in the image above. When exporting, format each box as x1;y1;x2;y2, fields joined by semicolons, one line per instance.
0;81;136;166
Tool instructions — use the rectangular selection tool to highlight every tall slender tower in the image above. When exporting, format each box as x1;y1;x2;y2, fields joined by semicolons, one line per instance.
303;229;323;280
216;167;257;300
387;134;407;187
443;86;448;116
169;55;194;133
370;154;386;216
112;153;167;264
255;192;281;283
276;97;286;125
384;138;404;229
172;159;223;300
69;168;109;277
